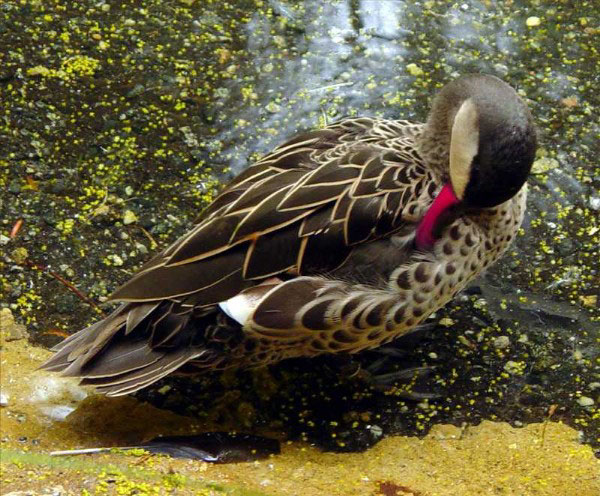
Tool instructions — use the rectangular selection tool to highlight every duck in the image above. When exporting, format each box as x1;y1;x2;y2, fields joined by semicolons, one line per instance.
42;74;537;396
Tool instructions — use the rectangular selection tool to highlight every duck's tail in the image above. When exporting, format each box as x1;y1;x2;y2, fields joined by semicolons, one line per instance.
40;302;222;396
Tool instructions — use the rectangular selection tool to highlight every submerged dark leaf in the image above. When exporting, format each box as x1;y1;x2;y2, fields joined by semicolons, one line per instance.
141;432;280;462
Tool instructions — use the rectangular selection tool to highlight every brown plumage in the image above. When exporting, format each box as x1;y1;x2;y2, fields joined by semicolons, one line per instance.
42;74;536;396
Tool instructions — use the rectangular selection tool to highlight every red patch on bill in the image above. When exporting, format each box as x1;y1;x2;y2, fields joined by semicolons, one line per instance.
415;183;460;250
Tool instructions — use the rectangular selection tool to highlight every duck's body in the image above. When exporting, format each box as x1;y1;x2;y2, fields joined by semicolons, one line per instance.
43;74;536;396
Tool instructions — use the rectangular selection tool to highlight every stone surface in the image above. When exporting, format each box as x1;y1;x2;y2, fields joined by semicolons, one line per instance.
0;308;29;343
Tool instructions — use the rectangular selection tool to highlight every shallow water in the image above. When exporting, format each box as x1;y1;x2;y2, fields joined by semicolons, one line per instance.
0;0;599;492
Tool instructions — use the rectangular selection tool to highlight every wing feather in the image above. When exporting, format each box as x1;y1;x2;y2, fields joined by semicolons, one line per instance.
109;244;247;301
344;196;383;245
243;224;302;279
299;220;352;274
41;117;436;392
105;119;429;312
229;186;313;243
228;170;304;211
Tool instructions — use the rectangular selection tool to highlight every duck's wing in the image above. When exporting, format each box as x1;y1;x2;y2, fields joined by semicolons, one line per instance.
41;118;434;392
108;119;432;305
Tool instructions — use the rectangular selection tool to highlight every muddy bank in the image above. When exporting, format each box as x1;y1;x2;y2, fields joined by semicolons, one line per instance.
1;338;598;496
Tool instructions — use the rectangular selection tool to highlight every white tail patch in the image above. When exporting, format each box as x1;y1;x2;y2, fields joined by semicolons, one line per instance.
449;98;479;200
219;294;257;326
219;278;282;326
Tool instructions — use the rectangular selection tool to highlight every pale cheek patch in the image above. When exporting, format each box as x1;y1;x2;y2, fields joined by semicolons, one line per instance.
449;99;479;200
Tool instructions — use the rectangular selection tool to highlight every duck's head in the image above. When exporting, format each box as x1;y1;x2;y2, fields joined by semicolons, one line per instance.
416;74;537;249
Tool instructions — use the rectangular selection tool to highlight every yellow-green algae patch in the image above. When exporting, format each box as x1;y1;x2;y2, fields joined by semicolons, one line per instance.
1;339;598;496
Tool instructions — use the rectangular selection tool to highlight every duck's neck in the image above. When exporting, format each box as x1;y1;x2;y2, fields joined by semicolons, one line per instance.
416;123;450;182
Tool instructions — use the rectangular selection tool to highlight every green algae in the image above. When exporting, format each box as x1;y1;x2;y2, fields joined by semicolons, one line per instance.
2;450;269;496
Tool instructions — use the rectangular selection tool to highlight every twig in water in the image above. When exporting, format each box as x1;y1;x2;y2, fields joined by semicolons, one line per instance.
10;219;23;238
307;81;354;93
138;225;158;249
540;403;558;447
25;260;106;316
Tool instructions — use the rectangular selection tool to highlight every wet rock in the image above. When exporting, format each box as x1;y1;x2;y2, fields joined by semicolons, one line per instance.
10;247;29;265
1;0;599;469
122;210;138;225
493;336;510;349
126;83;145;98
8;179;21;194
428;423;462;440
0;308;29;342
54;293;79;314
576;396;594;408
531;157;559;174
29;375;87;406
